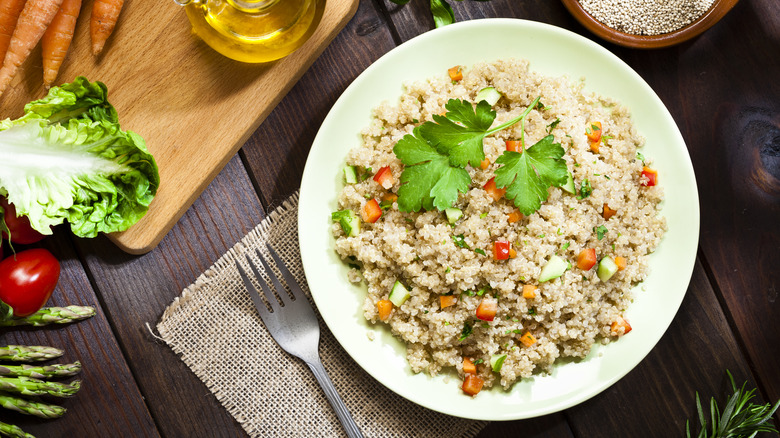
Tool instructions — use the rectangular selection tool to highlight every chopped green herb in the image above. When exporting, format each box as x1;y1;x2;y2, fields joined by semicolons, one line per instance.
482;323;489;328
574;162;581;167
505;315;511;320
611;243;616;251
535;100;546;110
445;267;451;273
595;225;608;240
364;193;372;199
582;275;588;281
519;276;526;282
452;234;470;249
379;200;393;210
594;173;601;176
424;310;429;314
473;359;484;364
512;318;519;322
404;218;414;223
412;118;419;124
505;330;511;334
474;248;486;256
636;151;645;162
557;228;563;235
528;308;537;315
476;288;486;296
561;242;570;251
480;212;488;219
604;175;611;180
512;329;523;334
546;117;561;134
577;179;593;199
538;234;545;238
444;321;450;326
459;321;473;341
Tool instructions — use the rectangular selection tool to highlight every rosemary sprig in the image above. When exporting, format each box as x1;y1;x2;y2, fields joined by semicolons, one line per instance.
686;371;780;438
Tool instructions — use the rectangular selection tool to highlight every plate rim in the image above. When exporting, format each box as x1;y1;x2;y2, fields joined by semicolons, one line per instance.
298;17;700;421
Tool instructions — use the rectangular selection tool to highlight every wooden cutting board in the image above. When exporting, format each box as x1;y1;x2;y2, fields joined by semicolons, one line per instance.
0;0;358;254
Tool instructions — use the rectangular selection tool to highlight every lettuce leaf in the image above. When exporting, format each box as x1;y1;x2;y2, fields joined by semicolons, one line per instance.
0;77;159;238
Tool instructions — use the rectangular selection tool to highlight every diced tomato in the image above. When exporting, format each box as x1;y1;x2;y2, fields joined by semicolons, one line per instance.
462;357;477;375
361;199;382;223
505;140;522;152
479;158;490;170
509;248;517;259
440;295;457;309
610;316;632;336
507;209;523;223
522;284;537;299
586;121;602;143
476;297;497;321
589;140;601;154
462;374;484;396
576;248;597;270
493;241;511;260
519;331;537;347
377;299;393;321
614;256;627;271
373;166;394;189
448;66;463;82
602;203;617;220
640;166;658;186
483;177;506;201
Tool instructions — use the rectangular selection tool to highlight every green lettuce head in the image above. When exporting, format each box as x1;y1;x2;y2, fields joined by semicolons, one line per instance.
0;77;159;238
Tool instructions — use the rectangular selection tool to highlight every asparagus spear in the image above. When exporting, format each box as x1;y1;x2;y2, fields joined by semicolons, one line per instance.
0;421;35;438
0;377;80;398
0;346;63;363
0;393;65;418
0;362;81;379
0;306;96;327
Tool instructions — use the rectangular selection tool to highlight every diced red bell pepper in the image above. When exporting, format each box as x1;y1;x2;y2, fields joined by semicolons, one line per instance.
505;140;522;152
479;158;490;170
493;241;511;260
373;166;394;189
483;177;506;201
440;295;457;309
476;297;497;321
640;166;658;186
462;374;484;396
462;357;477;375
507;209;523;223
576;248;597;270
361;199;382;223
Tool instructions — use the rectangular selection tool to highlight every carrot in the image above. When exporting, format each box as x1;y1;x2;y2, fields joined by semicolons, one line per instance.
522;284;537;299
90;0;123;55
0;0;64;96
377;299;393;322
41;0;81;89
0;0;27;63
439;295;457;309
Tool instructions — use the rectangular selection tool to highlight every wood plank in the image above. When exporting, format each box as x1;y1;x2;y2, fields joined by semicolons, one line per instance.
380;0;576;43
240;0;398;206
566;261;762;436
0;235;158;437
479;413;573;438
71;156;264;437
0;0;358;255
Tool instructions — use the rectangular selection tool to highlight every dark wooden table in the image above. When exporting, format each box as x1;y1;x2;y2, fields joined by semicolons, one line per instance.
2;0;779;436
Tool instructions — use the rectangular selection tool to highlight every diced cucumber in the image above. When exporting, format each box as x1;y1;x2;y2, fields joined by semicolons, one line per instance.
597;256;619;282
475;87;502;106
539;255;568;282
331;209;360;237
490;353;507;372
445;207;463;224
561;171;576;194
389;281;411;307
343;166;358;184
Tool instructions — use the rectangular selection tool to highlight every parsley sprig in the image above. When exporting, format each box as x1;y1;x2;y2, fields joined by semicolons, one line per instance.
394;96;568;215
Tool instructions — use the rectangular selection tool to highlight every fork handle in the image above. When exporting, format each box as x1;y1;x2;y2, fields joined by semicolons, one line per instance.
306;359;364;438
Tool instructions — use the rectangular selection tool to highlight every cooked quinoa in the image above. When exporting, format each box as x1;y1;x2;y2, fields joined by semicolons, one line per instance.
332;59;666;391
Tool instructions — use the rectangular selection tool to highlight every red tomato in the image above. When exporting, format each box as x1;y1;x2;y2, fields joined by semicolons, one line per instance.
1;196;46;245
640;166;658;187
586;121;602;143
361;199;382;223
493;241;511;260
0;249;60;317
576;248;597;271
462;374;484;396
372;166;394;189
476;297;497;321
483;177;506;201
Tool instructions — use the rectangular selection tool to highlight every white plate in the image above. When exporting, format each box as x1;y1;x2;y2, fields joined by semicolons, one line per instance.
298;18;699;421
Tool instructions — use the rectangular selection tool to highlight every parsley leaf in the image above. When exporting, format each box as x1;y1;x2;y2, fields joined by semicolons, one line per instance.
459;321;473;341
494;135;568;215
418;99;496;168
394;127;471;211
452;234;470;249
578;179;593;199
595;225;608;240
429;0;455;27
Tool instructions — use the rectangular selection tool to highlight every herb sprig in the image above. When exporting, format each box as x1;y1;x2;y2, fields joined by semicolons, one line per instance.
686;371;780;438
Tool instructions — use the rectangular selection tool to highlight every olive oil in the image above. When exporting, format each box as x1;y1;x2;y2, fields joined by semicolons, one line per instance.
184;0;318;63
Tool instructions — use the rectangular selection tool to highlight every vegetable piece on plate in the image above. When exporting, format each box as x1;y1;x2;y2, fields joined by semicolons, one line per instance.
492;241;512;260
576;248;597;270
475;297;497;321
610;316;632;336
474;87;501;106
519;331;536;347
490;353;506;372
461;373;483;396
0;196;46;244
41;0;82;89
483;177;505;201
360;199;382;223
439;294;456;309
602;203;617;220
640;166;658;186
614;256;627;271
0;249;60;317
447;65;462;82
505;139;521;152
0;78;159;238
0;0;64;96
372;166;394;189
522;284;537;299
90;0;123;55
539;255;568;282
597;256;619;282
462;357;476;375
507;209;523;223
388;281;410;307
0;0;26;62
376;299;392;322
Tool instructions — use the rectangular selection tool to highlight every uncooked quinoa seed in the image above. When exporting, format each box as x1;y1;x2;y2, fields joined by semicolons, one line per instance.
332;59;666;391
579;0;715;35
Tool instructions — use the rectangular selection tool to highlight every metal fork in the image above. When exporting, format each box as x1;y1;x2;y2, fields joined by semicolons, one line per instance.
236;244;363;438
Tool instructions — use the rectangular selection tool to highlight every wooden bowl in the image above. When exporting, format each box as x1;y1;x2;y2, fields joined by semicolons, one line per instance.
560;0;740;48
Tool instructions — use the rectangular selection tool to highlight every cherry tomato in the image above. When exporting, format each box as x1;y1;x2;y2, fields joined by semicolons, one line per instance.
0;249;60;317
1;196;46;245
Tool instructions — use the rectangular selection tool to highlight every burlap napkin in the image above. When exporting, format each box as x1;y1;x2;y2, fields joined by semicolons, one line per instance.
157;192;487;438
